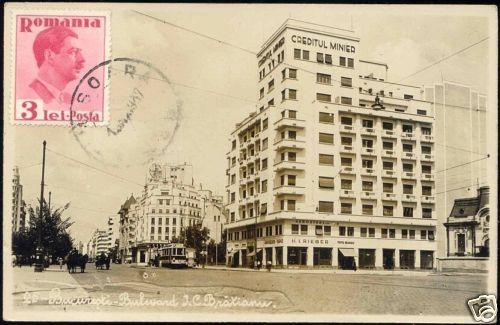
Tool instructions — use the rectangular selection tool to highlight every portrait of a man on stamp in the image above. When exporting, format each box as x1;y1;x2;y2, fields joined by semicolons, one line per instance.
13;13;110;125
28;26;85;106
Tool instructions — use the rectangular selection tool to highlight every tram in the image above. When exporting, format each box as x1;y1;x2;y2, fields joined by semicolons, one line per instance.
158;243;188;268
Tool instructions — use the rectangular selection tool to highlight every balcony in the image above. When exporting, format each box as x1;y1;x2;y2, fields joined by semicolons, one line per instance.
421;134;434;143
340;166;355;174
273;160;306;172
401;132;416;141
382;169;397;178
361;191;376;199
361;127;376;135
381;129;396;138
401;194;417;202
246;174;256;183
401;171;416;180
361;168;375;175
421;154;434;162
382;192;398;201
422;173;435;181
402;152;416;160
273;185;306;196
361;147;376;156
421;195;435;204
382;149;396;157
274;139;306;150
341;145;354;153
340;124;355;133
340;189;356;198
274;118;306;130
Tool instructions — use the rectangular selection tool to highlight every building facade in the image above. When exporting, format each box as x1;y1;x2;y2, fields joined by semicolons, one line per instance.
12;166;27;233
87;228;108;259
200;189;225;243
118;163;223;266
225;19;437;270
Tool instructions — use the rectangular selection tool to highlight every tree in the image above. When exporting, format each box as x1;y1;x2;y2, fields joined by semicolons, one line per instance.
181;224;210;262
21;199;75;262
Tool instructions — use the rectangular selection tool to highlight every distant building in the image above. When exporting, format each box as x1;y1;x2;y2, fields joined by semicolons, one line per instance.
200;189;225;243
88;228;108;259
12;166;27;232
424;81;488;259
437;186;490;273
118;163;223;266
104;216;119;253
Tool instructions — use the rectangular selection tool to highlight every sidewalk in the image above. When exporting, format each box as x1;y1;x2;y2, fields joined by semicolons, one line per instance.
201;265;433;276
10;265;89;302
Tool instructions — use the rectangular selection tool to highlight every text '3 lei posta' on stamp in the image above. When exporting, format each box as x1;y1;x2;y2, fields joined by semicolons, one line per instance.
10;10;111;126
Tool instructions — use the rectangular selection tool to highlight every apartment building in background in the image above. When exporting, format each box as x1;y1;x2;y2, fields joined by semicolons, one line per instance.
118;163;223;265
87;228;108;260
225;19;437;270
12;166;27;233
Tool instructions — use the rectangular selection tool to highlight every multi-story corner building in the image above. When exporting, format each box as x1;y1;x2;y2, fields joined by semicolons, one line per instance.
103;216;119;253
424;81;488;259
225;19;437;270
12;166;27;232
118;195;137;263
118;163;223;266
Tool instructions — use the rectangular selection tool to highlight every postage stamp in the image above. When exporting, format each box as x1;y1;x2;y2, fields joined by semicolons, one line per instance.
11;10;111;125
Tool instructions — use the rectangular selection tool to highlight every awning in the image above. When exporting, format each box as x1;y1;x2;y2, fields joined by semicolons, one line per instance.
227;249;240;257
339;248;355;257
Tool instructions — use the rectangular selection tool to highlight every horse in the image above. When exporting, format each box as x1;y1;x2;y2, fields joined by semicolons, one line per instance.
66;251;87;273
95;253;110;270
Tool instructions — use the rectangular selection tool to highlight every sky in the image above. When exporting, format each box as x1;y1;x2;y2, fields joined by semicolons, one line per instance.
6;4;496;244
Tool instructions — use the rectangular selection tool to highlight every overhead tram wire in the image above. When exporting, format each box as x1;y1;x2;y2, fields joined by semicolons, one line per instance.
46;148;144;187
435;182;488;196
433;155;490;174
434;143;489;157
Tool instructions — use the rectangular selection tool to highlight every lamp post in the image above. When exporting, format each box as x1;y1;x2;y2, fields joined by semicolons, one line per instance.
34;141;47;272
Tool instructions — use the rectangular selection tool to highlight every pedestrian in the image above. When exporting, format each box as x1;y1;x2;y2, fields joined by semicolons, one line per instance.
58;257;63;269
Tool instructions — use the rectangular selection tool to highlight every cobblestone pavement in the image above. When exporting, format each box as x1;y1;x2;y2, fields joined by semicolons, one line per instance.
8;264;489;321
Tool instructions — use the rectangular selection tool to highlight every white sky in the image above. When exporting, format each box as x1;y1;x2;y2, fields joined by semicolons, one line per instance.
6;4;495;244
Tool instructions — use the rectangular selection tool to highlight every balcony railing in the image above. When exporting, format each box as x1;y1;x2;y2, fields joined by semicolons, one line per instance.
340;189;356;198
382;149;395;157
382;130;396;138
421;134;434;142
421;195;436;204
361;191;376;199
421;154;434;161
402;194;417;202
401;132;416;140
361;147;376;156
402;152;416;160
274;138;306;150
382;169;397;178
274;118;306;130
273;160;306;172
273;185;306;196
402;171;416;180
340;166;354;174
341;145;354;152
382;192;397;201
340;124;355;133
361;127;375;135
361;167;375;175
422;173;434;181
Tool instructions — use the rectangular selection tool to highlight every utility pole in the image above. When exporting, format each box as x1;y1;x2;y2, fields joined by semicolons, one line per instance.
48;191;51;212
34;140;46;272
215;222;218;266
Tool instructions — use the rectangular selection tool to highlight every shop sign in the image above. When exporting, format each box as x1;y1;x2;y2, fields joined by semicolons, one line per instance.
289;238;330;245
264;238;284;245
291;35;356;53
337;240;355;245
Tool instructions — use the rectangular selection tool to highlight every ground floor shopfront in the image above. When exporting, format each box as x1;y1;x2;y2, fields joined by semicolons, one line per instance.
226;237;436;270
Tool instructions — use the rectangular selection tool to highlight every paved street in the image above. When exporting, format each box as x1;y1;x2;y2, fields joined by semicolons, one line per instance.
9;264;487;319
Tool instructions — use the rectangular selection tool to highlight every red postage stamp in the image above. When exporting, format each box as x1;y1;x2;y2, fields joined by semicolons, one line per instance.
11;11;110;125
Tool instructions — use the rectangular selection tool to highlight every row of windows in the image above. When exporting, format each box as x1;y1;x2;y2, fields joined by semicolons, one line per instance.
150;226;178;234
228;225;434;240
317;201;432;218
317;178;433;194
317;153;433;171
157;199;200;208
150;208;201;217
293;48;354;68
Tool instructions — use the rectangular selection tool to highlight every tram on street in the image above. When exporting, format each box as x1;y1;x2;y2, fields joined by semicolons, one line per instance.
158;243;188;268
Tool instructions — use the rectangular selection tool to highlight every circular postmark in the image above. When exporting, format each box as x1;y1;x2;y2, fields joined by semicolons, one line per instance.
68;58;183;168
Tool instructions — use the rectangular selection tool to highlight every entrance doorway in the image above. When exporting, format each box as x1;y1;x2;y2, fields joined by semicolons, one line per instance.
457;233;466;255
358;249;376;269
313;248;332;266
399;250;415;269
338;248;356;270
265;247;273;265
383;249;395;269
275;247;283;266
139;250;146;263
288;247;307;266
241;250;247;267
420;251;434;269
